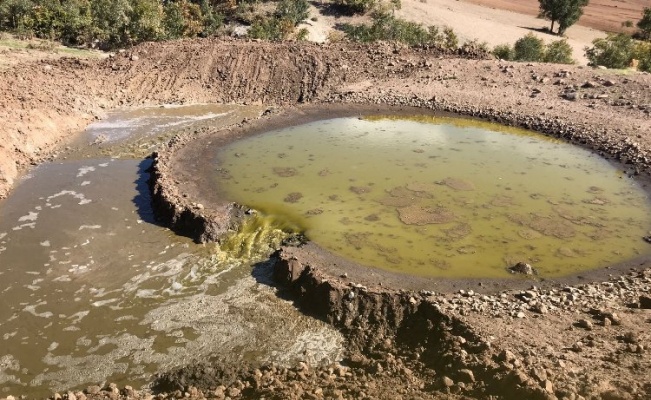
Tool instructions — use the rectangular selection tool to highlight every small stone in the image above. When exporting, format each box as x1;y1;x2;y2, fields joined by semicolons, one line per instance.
130;54;139;61
509;262;536;275
457;369;475;383
85;386;101;395
544;380;554;393
66;392;77;400
603;317;612;327
498;349;517;362
441;376;454;387
516;311;526;319
578;319;593;330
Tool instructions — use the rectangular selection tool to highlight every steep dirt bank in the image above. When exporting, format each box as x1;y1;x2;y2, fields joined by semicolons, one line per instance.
2;38;651;399
1;38;481;199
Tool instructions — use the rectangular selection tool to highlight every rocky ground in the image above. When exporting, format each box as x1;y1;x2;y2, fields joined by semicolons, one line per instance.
2;38;651;399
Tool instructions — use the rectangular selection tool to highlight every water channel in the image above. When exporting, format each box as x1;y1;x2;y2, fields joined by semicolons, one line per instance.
0;105;344;397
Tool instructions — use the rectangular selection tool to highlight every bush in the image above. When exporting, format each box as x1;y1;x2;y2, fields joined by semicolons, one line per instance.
248;0;309;41
634;41;651;72
275;0;309;26
342;12;458;49
333;0;376;15
513;33;544;62
544;39;574;64
585;33;635;69
492;43;513;60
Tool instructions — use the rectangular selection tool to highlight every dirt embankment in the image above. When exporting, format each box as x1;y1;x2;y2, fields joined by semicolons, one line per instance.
3;38;651;400
1;38;485;199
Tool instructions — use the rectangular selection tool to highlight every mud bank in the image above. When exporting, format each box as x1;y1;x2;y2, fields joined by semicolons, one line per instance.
3;39;651;399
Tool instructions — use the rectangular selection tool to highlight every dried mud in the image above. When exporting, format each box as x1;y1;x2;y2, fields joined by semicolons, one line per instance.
3;38;651;399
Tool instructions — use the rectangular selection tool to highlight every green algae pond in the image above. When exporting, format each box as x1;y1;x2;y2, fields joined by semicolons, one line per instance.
213;115;651;279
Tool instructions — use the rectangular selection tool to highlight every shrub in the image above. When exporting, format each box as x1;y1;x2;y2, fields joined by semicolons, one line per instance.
275;0;309;26
513;33;544;62
585;33;635;69
248;0;309;41
544;39;574;64
633;40;651;72
342;12;458;49
332;0;376;15
493;43;513;60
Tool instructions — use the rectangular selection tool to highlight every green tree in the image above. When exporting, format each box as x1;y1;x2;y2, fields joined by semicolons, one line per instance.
538;0;589;35
637;7;651;40
90;0;132;47
513;33;544;61
0;0;35;33
129;0;164;43
584;33;634;69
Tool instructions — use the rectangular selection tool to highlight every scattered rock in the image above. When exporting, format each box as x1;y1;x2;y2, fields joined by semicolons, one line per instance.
509;262;537;275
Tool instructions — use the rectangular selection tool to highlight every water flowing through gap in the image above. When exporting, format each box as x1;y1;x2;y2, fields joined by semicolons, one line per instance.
214;115;651;278
0;105;344;397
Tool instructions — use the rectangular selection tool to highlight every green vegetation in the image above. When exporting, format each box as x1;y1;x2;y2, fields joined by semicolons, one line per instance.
637;7;651;40
537;0;589;35
492;34;574;64
248;0;309;40
333;0;377;15
0;0;225;49
342;12;458;49
584;33;651;72
543;38;574;63
513;33;544;61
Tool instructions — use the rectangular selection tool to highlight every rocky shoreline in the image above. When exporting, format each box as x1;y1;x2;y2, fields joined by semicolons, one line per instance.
2;38;651;399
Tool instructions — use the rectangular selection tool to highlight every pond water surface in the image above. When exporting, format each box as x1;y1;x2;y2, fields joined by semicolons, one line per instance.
214;116;651;278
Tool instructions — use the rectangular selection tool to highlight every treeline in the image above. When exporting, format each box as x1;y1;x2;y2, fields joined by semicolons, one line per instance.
0;0;225;49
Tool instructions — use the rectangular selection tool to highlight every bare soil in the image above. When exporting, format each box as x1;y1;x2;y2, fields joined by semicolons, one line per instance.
461;0;648;34
2;38;651;400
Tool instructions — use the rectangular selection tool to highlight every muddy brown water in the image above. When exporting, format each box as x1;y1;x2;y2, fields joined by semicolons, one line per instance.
0;105;343;397
214;115;651;278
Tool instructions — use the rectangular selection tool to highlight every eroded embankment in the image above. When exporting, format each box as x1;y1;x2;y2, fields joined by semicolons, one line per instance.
0;38;483;199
